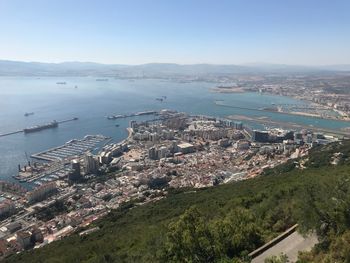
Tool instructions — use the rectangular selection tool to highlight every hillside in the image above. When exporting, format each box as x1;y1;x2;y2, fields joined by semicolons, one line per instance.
4;140;350;263
0;60;346;77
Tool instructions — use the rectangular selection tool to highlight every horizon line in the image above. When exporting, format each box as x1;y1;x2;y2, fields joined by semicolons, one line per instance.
1;59;349;68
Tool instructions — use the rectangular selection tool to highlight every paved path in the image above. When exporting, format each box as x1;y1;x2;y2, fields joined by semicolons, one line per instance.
252;232;318;263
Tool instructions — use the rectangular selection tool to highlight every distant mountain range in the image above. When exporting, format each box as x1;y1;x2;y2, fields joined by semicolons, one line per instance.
0;60;349;77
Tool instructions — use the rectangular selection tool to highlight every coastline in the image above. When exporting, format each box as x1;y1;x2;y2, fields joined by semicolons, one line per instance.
227;114;350;138
255;91;350;122
214;100;350;122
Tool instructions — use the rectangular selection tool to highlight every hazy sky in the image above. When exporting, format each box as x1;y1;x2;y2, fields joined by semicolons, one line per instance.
0;0;349;65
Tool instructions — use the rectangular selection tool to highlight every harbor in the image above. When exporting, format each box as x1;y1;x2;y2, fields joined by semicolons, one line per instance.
1;78;350;187
14;135;110;184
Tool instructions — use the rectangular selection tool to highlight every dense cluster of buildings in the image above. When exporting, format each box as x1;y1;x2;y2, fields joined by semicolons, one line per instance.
0;110;341;260
243;74;350;120
0;200;15;220
25;182;57;204
250;128;332;146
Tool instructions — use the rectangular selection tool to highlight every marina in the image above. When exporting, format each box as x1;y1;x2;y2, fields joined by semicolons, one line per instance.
13;135;110;183
30;134;109;162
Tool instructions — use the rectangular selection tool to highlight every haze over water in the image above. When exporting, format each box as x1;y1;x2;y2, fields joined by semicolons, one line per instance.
0;77;349;185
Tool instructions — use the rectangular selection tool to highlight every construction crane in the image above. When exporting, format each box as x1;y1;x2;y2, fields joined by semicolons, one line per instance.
25;151;31;166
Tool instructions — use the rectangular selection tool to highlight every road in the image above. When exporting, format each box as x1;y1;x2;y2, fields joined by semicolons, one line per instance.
252;231;318;263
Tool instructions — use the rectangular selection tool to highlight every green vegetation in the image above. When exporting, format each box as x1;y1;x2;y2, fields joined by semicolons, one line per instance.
4;140;350;263
264;253;289;263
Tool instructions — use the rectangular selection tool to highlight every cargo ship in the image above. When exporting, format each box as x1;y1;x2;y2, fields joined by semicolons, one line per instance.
135;110;157;116
24;112;34;117
23;121;58;133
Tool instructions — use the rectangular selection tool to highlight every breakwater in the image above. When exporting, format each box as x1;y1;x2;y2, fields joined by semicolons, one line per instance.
0;117;78;138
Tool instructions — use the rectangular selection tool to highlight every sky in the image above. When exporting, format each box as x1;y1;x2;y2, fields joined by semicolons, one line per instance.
0;0;349;65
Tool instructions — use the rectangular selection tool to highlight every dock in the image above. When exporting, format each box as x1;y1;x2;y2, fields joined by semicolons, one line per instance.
107;111;157;120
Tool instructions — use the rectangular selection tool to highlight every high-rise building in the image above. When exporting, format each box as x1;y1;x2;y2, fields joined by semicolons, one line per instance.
252;130;269;142
68;159;82;182
148;147;157;160
0;200;15;219
233;121;243;130
158;146;168;159
25;182;57;204
84;153;97;174
129;120;137;130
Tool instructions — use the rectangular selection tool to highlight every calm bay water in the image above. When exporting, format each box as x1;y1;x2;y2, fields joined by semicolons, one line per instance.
0;77;349;184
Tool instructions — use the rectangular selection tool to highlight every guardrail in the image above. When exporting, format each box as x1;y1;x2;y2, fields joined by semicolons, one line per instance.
248;224;298;259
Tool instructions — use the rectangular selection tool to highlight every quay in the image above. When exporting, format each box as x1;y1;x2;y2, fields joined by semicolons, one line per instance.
107;110;157;120
26;163;66;183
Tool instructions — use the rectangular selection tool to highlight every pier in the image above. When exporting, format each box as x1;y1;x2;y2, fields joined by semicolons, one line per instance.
57;117;79;124
0;117;78;138
107;110;157;120
0;130;23;137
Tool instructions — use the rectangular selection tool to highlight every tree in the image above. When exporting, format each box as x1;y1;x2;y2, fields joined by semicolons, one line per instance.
164;206;217;262
264;253;289;263
211;208;263;258
163;206;263;262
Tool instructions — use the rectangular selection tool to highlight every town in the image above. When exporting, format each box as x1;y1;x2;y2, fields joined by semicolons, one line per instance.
0;109;341;258
211;73;350;122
